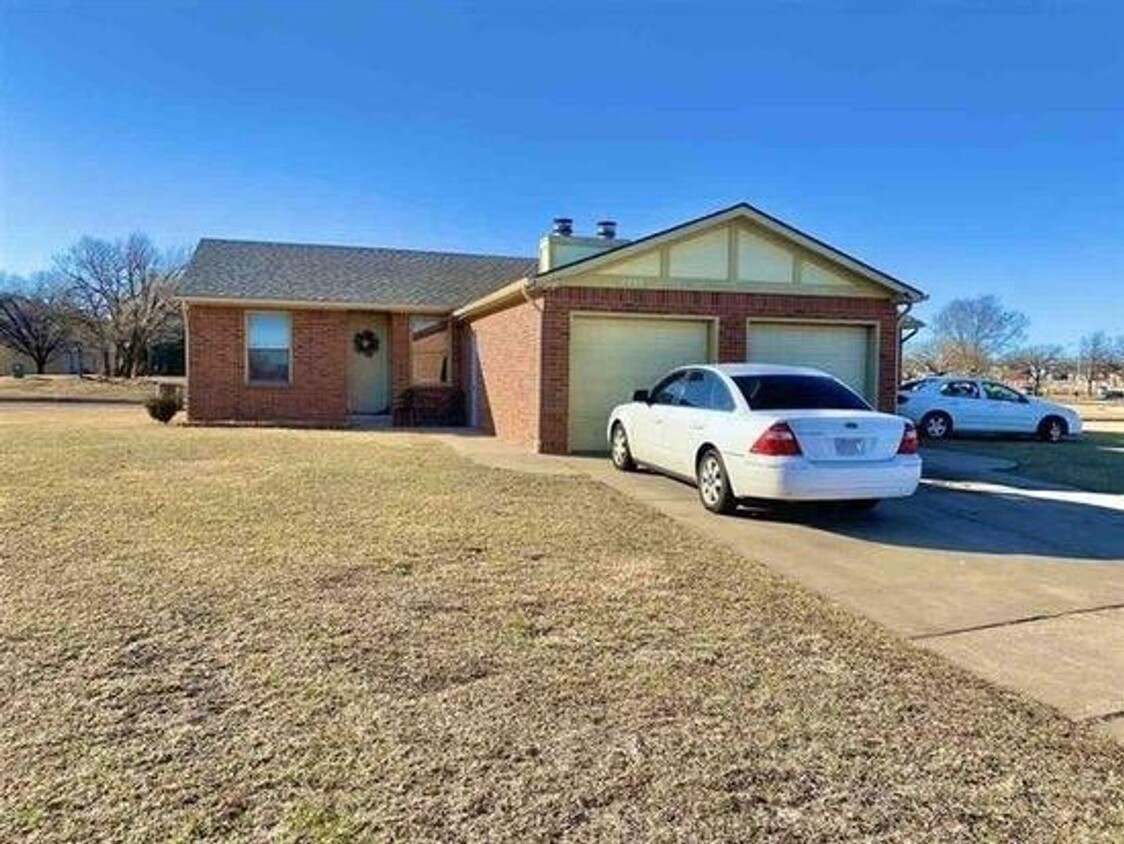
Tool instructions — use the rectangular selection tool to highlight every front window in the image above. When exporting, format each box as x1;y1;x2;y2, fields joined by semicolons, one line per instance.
410;316;450;384
983;382;1024;402
680;370;735;411
650;372;687;405
246;311;291;384
940;380;980;399
733;374;870;411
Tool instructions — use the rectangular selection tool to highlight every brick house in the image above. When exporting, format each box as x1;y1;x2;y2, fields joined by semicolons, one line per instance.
179;203;926;453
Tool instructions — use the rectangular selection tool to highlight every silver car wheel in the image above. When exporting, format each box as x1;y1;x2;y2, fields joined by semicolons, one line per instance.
923;413;950;439
699;454;724;507
610;424;636;471
1042;417;1066;443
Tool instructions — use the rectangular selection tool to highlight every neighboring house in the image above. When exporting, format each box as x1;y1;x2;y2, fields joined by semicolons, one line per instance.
0;343;99;376
178;203;926;453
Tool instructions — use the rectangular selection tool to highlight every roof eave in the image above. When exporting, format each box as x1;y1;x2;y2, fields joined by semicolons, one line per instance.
452;277;533;320
177;294;453;314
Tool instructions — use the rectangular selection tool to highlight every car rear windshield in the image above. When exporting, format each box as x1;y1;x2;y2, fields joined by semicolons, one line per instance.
899;378;935;392
733;375;871;411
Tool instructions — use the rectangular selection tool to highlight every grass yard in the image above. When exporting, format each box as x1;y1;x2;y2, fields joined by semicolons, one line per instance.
926;428;1124;494
0;374;172;402
1058;400;1124;422
2;406;1123;842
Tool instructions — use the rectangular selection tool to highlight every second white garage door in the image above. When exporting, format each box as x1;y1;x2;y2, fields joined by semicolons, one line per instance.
569;315;712;452
747;321;875;401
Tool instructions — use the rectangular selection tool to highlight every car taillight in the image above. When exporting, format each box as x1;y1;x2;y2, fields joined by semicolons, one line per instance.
750;422;802;456
898;422;919;455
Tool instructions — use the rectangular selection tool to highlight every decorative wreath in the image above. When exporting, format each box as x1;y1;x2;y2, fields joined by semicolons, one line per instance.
353;329;380;357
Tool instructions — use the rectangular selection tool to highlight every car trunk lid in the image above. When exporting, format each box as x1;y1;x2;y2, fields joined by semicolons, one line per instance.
781;410;904;462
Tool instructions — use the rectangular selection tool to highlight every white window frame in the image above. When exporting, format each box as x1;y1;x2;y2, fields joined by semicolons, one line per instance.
245;310;293;386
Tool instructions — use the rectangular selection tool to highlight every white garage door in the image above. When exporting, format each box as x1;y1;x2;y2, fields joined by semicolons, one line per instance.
747;321;875;401
569;315;711;452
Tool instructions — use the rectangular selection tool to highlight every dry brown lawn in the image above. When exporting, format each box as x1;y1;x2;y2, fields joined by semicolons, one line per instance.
1061;399;1124;422
0;374;170;402
2;406;1123;842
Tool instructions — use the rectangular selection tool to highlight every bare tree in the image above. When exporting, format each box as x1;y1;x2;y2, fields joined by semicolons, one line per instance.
902;336;944;377
932;295;1029;374
0;277;75;374
55;234;185;377
1004;344;1065;395
1077;331;1121;396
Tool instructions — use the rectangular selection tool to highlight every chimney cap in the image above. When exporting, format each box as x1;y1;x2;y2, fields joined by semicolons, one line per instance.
552;217;574;236
596;219;617;239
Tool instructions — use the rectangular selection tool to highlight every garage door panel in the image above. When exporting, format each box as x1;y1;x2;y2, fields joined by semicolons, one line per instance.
747;322;874;401
569;316;710;452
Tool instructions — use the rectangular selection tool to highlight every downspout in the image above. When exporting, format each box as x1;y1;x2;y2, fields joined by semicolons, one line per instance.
893;301;914;405
521;278;545;452
520;277;543;312
181;301;190;415
897;301;920;344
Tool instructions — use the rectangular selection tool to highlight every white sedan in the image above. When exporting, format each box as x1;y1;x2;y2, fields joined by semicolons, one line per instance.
896;376;1083;442
607;363;921;514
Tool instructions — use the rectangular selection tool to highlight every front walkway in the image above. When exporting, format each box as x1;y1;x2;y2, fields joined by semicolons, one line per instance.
436;432;1124;743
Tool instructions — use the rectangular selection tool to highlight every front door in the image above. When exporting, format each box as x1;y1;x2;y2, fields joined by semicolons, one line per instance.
348;313;390;414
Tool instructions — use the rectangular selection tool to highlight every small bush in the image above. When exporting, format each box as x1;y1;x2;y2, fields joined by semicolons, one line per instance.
145;395;181;424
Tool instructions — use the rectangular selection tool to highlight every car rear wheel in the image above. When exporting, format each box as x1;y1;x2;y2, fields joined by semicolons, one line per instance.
920;411;952;440
609;423;636;471
696;448;736;515
1038;416;1067;443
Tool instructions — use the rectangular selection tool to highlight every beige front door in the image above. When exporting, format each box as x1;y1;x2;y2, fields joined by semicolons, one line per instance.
348;313;390;414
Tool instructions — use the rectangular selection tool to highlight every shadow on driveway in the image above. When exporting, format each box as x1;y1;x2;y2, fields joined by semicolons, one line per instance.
733;483;1124;562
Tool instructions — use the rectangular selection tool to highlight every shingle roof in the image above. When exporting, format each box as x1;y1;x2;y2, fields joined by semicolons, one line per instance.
178;238;537;310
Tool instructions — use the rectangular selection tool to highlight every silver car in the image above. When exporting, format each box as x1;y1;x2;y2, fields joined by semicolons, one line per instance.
897;376;1083;442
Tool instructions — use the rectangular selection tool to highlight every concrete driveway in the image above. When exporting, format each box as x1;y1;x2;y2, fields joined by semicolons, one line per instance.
442;435;1124;743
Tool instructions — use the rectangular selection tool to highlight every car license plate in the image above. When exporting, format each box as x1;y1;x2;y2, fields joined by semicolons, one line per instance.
835;437;866;456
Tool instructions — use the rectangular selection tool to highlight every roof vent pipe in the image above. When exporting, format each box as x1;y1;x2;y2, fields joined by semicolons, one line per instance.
552;217;574;236
596;220;617;239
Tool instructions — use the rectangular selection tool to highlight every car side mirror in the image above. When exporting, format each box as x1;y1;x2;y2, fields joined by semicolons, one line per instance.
1019;395;1029;404
632;389;650;403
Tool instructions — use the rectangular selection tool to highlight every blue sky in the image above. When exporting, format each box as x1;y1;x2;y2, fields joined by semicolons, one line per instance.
1;0;1121;346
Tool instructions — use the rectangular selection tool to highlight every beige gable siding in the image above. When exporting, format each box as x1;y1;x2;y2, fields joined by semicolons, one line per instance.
567;221;890;299
800;259;852;287
667;229;729;279
600;251;661;277
737;228;795;284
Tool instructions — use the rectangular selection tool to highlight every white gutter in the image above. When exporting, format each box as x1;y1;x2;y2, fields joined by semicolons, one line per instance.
451;277;533;320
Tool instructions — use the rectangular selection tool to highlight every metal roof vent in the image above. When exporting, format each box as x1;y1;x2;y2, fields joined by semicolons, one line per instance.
596;219;617;239
552;217;574;236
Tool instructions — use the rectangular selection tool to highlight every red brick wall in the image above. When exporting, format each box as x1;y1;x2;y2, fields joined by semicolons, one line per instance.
389;312;411;401
463;298;542;448
537;286;900;454
186;305;351;424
